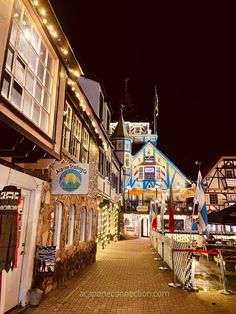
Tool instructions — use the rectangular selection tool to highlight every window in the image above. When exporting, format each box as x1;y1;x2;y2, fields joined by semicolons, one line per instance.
80;128;89;163
209;194;218;205
99;150;105;175
134;126;141;134
62;102;72;151
66;205;75;246
124;153;130;168
88;208;94;240
80;207;87;241
144;167;155;180
70;115;81;159
1;0;55;134
99;93;103;120
225;169;234;178
53;202;62;249
139;166;144;179
106;110;110;131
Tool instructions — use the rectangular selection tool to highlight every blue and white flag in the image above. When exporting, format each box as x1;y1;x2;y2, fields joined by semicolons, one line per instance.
194;170;208;234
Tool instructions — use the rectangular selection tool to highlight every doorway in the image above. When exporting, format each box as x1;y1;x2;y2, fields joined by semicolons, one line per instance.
141;217;149;237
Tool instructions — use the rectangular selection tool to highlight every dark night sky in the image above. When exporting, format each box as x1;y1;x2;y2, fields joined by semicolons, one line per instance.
50;0;235;179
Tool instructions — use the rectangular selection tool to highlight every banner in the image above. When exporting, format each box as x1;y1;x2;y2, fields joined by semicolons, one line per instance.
0;185;21;272
52;163;89;195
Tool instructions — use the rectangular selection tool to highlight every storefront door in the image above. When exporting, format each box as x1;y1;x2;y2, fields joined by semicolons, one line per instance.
141;217;149;237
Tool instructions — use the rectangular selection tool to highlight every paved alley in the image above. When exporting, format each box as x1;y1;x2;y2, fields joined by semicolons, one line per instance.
24;239;235;314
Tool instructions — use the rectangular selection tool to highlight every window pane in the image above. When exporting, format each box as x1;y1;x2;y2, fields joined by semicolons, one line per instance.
43;91;50;112
45;70;52;92
23;92;32;117
39;41;47;64
13;0;23;23
40;110;48;132
6;47;14;71
1;72;11;98
35;81;43;104
20;11;31;41
32;102;40;125
25;70;34;95
14;56;25;84
28;47;37;72
11;80;22;108
46;54;53;73
10;23;18;46
37;60;44;83
18;32;28;61
31;28;39;52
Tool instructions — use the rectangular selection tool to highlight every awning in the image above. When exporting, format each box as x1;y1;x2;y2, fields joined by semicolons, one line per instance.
208;203;236;225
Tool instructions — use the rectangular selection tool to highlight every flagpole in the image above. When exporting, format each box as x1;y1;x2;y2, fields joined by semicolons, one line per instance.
189;161;202;247
154;85;158;135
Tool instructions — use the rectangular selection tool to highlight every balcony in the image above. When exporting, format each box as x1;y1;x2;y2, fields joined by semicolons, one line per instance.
222;178;236;189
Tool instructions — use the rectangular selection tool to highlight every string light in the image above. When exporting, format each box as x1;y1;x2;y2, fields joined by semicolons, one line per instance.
40;9;46;16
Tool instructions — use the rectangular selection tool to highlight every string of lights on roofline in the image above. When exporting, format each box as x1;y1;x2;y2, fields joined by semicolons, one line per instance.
31;0;108;151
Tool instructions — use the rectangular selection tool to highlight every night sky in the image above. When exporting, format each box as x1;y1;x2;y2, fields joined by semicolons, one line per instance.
50;0;235;179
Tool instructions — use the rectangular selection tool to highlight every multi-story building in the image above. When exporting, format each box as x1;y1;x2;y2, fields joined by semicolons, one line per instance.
0;1;121;312
78;75;122;248
110;113;192;238
203;156;236;212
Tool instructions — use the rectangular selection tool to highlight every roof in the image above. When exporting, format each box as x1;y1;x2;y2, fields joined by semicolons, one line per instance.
111;113;130;138
208;203;236;225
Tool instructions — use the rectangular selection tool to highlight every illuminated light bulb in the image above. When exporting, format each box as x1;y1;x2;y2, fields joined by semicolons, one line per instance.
73;70;80;77
14;13;19;17
51;31;58;38
86;111;90;116
48;25;53;31
72;87;75;91
40;9;46;16
76;93;80;98
82;106;86;111
33;0;39;5
42;18;47;24
63;49;68;55
92;121;96;127
95;129;98;133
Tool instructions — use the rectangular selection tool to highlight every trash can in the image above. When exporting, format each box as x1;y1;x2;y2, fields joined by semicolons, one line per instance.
29;288;44;306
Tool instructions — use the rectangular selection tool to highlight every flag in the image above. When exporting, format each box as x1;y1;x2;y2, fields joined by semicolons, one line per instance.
154;85;159;116
194;170;208;235
160;193;165;231
168;184;175;233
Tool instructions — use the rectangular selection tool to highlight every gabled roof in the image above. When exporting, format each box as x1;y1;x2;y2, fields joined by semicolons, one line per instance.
133;141;190;183
202;156;236;179
111;113;130;138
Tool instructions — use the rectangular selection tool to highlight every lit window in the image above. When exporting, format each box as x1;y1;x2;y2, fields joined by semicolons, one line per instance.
209;194;218;205
80;207;87;241
88;208;94;240
1;0;55;135
139;166;144;179
124;153;130;168
53;202;62;249
66;205;75;246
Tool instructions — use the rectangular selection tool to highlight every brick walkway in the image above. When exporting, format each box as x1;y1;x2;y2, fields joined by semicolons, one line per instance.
24;239;235;314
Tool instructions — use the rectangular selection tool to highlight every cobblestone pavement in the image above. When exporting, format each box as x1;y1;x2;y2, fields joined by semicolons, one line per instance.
24;239;236;314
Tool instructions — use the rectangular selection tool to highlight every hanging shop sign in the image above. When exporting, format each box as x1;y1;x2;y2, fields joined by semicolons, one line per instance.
52;163;89;195
0;185;21;272
136;205;148;212
37;246;56;273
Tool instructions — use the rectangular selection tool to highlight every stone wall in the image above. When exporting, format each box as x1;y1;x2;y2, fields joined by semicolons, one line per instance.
33;139;99;293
